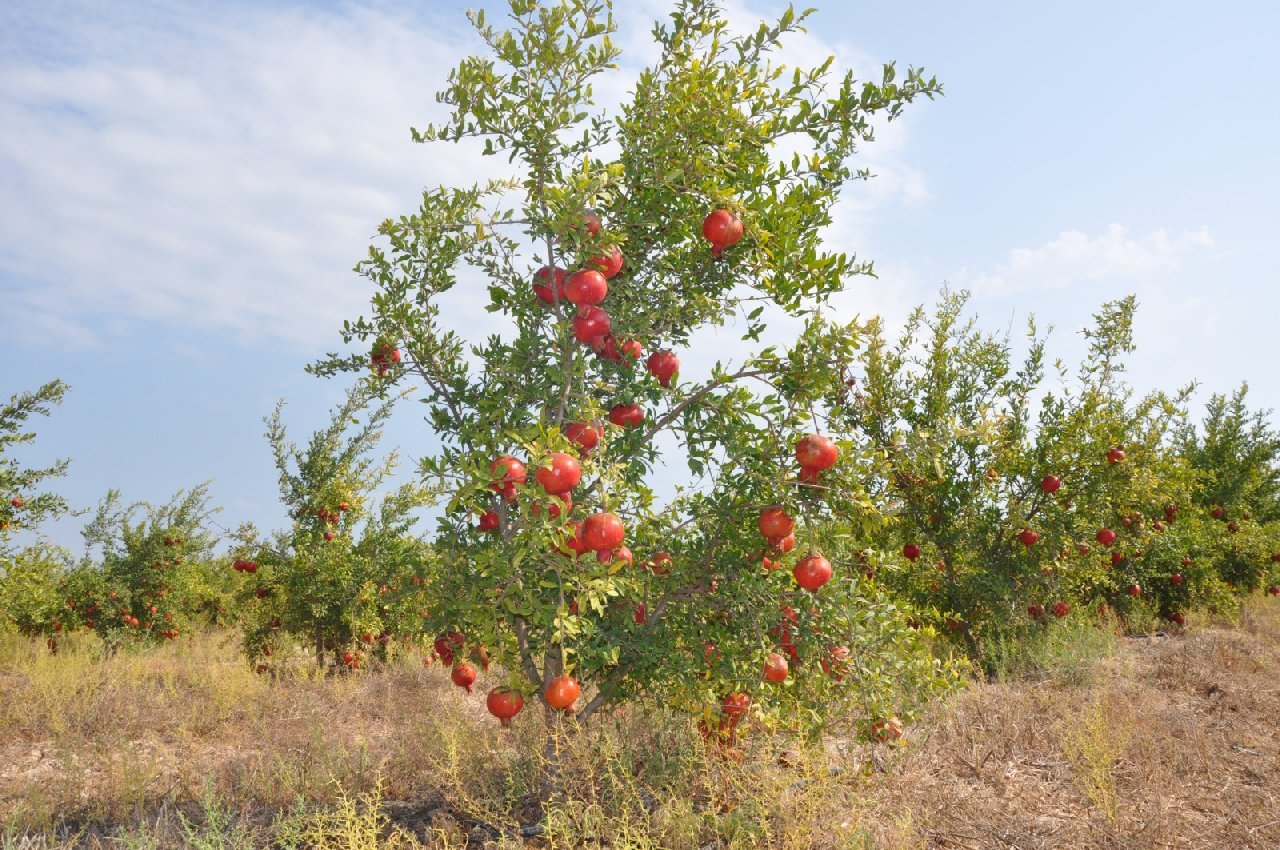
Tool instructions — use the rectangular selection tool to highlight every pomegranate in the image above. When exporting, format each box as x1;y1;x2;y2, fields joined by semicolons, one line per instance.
478;510;499;532
535;452;582;495
870;717;904;742
793;553;833;591
820;645;850;680
1096;527;1117;546
608;403;644;428
565;269;608;306
565;420;601;451
587;245;624;279
545;675;581;711
489;455;527;494
758;507;794;539
902;543;922;562
1170;573;1183;585
1107;446;1126;464
763;652;789;682
1018;529;1039;547
557;520;589;558
648;551;672;575
702;209;744;256
1040;475;1061;493
450;663;478;693
572;306;611;345
646;350;680;388
720;692;751;722
1051;601;1070;618
795;434;839;471
532;266;567;304
486;688;525;727
583;512;625;552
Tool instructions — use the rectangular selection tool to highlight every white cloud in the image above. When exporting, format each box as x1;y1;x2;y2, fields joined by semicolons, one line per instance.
956;224;1216;298
0;0;930;356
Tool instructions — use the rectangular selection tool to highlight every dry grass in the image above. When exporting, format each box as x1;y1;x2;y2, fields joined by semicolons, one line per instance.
858;599;1280;849
0;598;1278;848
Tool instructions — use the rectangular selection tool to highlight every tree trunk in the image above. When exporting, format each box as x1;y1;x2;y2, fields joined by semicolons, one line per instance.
315;621;325;670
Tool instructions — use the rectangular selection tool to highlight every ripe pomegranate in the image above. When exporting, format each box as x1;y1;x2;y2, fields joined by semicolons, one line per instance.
870;717;904;742
323;531;335;542
648;551;672;575
820;645;850;680
1126;583;1142;597
1167;612;1186;626
702;209;744;256
793;553;833;591
583;512;625;551
572;305;611;345
490;455;527;495
608;403;644;428
1018;529;1039;547
770;533;797;554
646;350;680;387
451;662;478;694
1050;601;1069;618
598;545;633;567
1271;553;1280;564
478;510;500;532
580;210;601;236
531;493;571;519
545;675;581;711
1111;551;1125;566
1267;586;1279;597
486;688;525;727
758;507;795;539
1107;446;1126;464
1211;506;1225;519
1040;475;1061;493
633;603;648;625
720;692;751;722
565;420;601;451
903;543;922;562
532;265;568;304
588;245;624;279
535;452;581;495
370;341;401;376
565;269;608;306
557;520;589;558
10;497;23;509
1096;528;1117;546
763;652;789;682
795;434;839;472
434;631;464;665
1170;573;1184;585
1028;604;1046;620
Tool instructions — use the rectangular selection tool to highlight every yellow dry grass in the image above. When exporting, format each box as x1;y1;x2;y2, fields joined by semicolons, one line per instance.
0;598;1277;848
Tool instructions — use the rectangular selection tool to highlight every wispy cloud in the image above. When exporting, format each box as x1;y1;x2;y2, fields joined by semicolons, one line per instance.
956;224;1216;298
0;0;930;357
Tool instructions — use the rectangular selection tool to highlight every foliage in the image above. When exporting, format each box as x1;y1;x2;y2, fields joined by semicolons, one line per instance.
235;383;432;671
310;0;949;733
0;380;71;556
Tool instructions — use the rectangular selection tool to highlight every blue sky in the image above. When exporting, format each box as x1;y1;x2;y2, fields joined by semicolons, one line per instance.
3;0;1277;552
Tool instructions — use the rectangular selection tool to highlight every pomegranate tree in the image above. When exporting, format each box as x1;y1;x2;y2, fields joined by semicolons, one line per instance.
312;0;949;744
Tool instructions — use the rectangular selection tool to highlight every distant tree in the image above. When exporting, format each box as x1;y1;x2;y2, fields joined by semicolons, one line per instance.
1176;384;1280;523
235;383;431;671
0;380;71;556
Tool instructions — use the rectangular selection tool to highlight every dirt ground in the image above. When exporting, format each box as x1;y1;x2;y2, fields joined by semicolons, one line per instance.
1;605;1278;848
